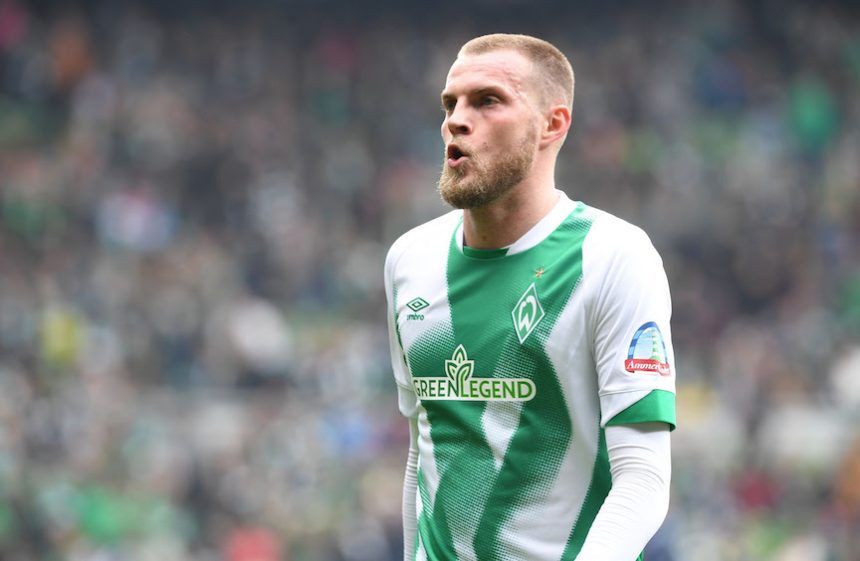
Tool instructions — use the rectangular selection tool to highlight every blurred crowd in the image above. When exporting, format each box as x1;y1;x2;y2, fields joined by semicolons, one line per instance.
0;0;858;559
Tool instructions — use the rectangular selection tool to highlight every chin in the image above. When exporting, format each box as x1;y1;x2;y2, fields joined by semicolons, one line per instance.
439;180;510;210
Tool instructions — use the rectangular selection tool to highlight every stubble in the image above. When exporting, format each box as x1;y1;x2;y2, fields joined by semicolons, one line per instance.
437;132;536;210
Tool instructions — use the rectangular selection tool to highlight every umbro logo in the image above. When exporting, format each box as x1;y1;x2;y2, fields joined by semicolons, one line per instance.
406;297;429;320
407;297;429;312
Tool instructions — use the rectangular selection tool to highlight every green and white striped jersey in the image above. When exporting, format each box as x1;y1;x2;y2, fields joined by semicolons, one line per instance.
384;192;676;561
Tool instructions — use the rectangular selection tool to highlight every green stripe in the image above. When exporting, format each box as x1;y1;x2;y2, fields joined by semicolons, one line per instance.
417;467;452;561
606;389;676;430
417;235;507;557
407;326;459;557
472;211;592;560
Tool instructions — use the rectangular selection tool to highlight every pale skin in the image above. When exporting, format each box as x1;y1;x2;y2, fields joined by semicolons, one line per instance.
440;49;572;249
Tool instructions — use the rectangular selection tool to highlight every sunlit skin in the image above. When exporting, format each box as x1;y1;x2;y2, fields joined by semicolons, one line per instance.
438;49;572;249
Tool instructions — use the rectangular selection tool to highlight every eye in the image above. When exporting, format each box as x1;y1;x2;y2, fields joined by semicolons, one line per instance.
480;95;500;107
441;98;456;114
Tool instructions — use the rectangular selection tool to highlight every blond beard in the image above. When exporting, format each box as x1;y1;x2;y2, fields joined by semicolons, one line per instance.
437;135;536;210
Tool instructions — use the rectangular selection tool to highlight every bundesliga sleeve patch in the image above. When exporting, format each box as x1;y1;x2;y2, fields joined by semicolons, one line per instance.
624;321;671;376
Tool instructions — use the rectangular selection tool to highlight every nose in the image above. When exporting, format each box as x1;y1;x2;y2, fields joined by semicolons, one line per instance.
444;102;472;136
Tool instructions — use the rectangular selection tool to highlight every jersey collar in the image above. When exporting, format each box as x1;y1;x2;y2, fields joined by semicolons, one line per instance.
455;190;578;257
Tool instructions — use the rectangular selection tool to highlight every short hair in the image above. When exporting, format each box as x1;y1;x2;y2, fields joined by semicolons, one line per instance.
459;33;575;111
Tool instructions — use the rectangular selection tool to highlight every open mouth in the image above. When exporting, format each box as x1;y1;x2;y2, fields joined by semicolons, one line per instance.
447;144;469;165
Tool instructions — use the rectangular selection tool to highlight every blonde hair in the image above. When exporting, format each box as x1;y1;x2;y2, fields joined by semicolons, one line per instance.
459;33;575;110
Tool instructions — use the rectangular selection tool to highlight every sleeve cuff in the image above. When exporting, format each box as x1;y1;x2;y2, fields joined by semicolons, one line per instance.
606;389;676;431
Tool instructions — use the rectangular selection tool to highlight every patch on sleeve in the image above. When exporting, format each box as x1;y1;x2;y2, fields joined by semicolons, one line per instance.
624;321;671;376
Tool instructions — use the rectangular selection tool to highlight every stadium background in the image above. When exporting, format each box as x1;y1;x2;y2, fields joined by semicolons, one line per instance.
0;0;859;559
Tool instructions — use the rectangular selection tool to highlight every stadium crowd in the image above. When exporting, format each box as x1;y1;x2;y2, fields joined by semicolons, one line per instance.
0;0;858;559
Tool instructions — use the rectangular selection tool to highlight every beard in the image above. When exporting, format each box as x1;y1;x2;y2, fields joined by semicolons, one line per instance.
437;131;536;210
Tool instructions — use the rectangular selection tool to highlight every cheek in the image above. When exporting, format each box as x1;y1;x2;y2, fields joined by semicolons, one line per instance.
496;125;524;147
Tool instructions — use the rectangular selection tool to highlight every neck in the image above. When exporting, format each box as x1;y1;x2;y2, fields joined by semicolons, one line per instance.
462;167;559;249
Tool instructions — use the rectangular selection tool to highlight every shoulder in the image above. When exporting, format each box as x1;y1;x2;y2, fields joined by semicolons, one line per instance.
577;205;668;307
576;206;673;334
384;210;462;276
580;205;662;267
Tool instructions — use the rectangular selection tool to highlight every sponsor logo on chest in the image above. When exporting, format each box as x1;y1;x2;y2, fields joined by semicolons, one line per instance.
413;345;536;402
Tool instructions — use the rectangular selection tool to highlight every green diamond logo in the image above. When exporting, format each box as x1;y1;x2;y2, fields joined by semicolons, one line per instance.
407;297;430;312
512;283;545;344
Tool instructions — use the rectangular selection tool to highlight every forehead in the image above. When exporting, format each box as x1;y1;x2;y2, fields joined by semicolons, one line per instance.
443;50;533;97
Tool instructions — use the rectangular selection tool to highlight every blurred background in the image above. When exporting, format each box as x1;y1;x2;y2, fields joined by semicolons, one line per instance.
0;0;859;559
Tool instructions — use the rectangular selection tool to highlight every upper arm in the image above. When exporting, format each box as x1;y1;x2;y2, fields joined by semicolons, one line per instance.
586;220;677;429
385;242;418;418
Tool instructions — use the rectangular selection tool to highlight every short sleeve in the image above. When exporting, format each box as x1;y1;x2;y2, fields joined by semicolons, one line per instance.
586;219;676;429
384;242;419;419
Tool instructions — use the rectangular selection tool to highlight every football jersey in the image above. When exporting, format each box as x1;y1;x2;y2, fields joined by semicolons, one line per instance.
384;192;676;561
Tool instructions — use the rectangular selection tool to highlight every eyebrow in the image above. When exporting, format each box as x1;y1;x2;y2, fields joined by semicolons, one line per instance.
472;86;504;97
440;86;506;103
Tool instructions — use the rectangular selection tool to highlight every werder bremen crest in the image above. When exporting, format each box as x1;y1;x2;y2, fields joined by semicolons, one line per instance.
512;283;545;344
412;345;536;401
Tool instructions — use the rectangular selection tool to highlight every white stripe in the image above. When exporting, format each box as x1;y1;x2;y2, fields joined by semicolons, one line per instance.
416;405;440;513
415;540;428;561
481;400;524;470
391;213;459;519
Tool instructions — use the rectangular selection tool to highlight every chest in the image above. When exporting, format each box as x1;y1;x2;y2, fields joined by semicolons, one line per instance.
395;244;586;386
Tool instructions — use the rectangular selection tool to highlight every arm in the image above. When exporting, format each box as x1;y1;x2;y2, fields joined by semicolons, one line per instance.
402;411;419;560
574;422;671;561
385;243;421;560
583;218;677;558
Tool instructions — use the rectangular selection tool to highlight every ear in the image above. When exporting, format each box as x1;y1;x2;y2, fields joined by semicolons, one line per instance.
538;104;572;149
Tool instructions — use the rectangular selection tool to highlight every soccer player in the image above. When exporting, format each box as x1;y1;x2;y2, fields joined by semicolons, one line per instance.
384;33;676;561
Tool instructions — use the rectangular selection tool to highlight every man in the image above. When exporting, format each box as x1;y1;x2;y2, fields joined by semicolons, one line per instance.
384;33;675;561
